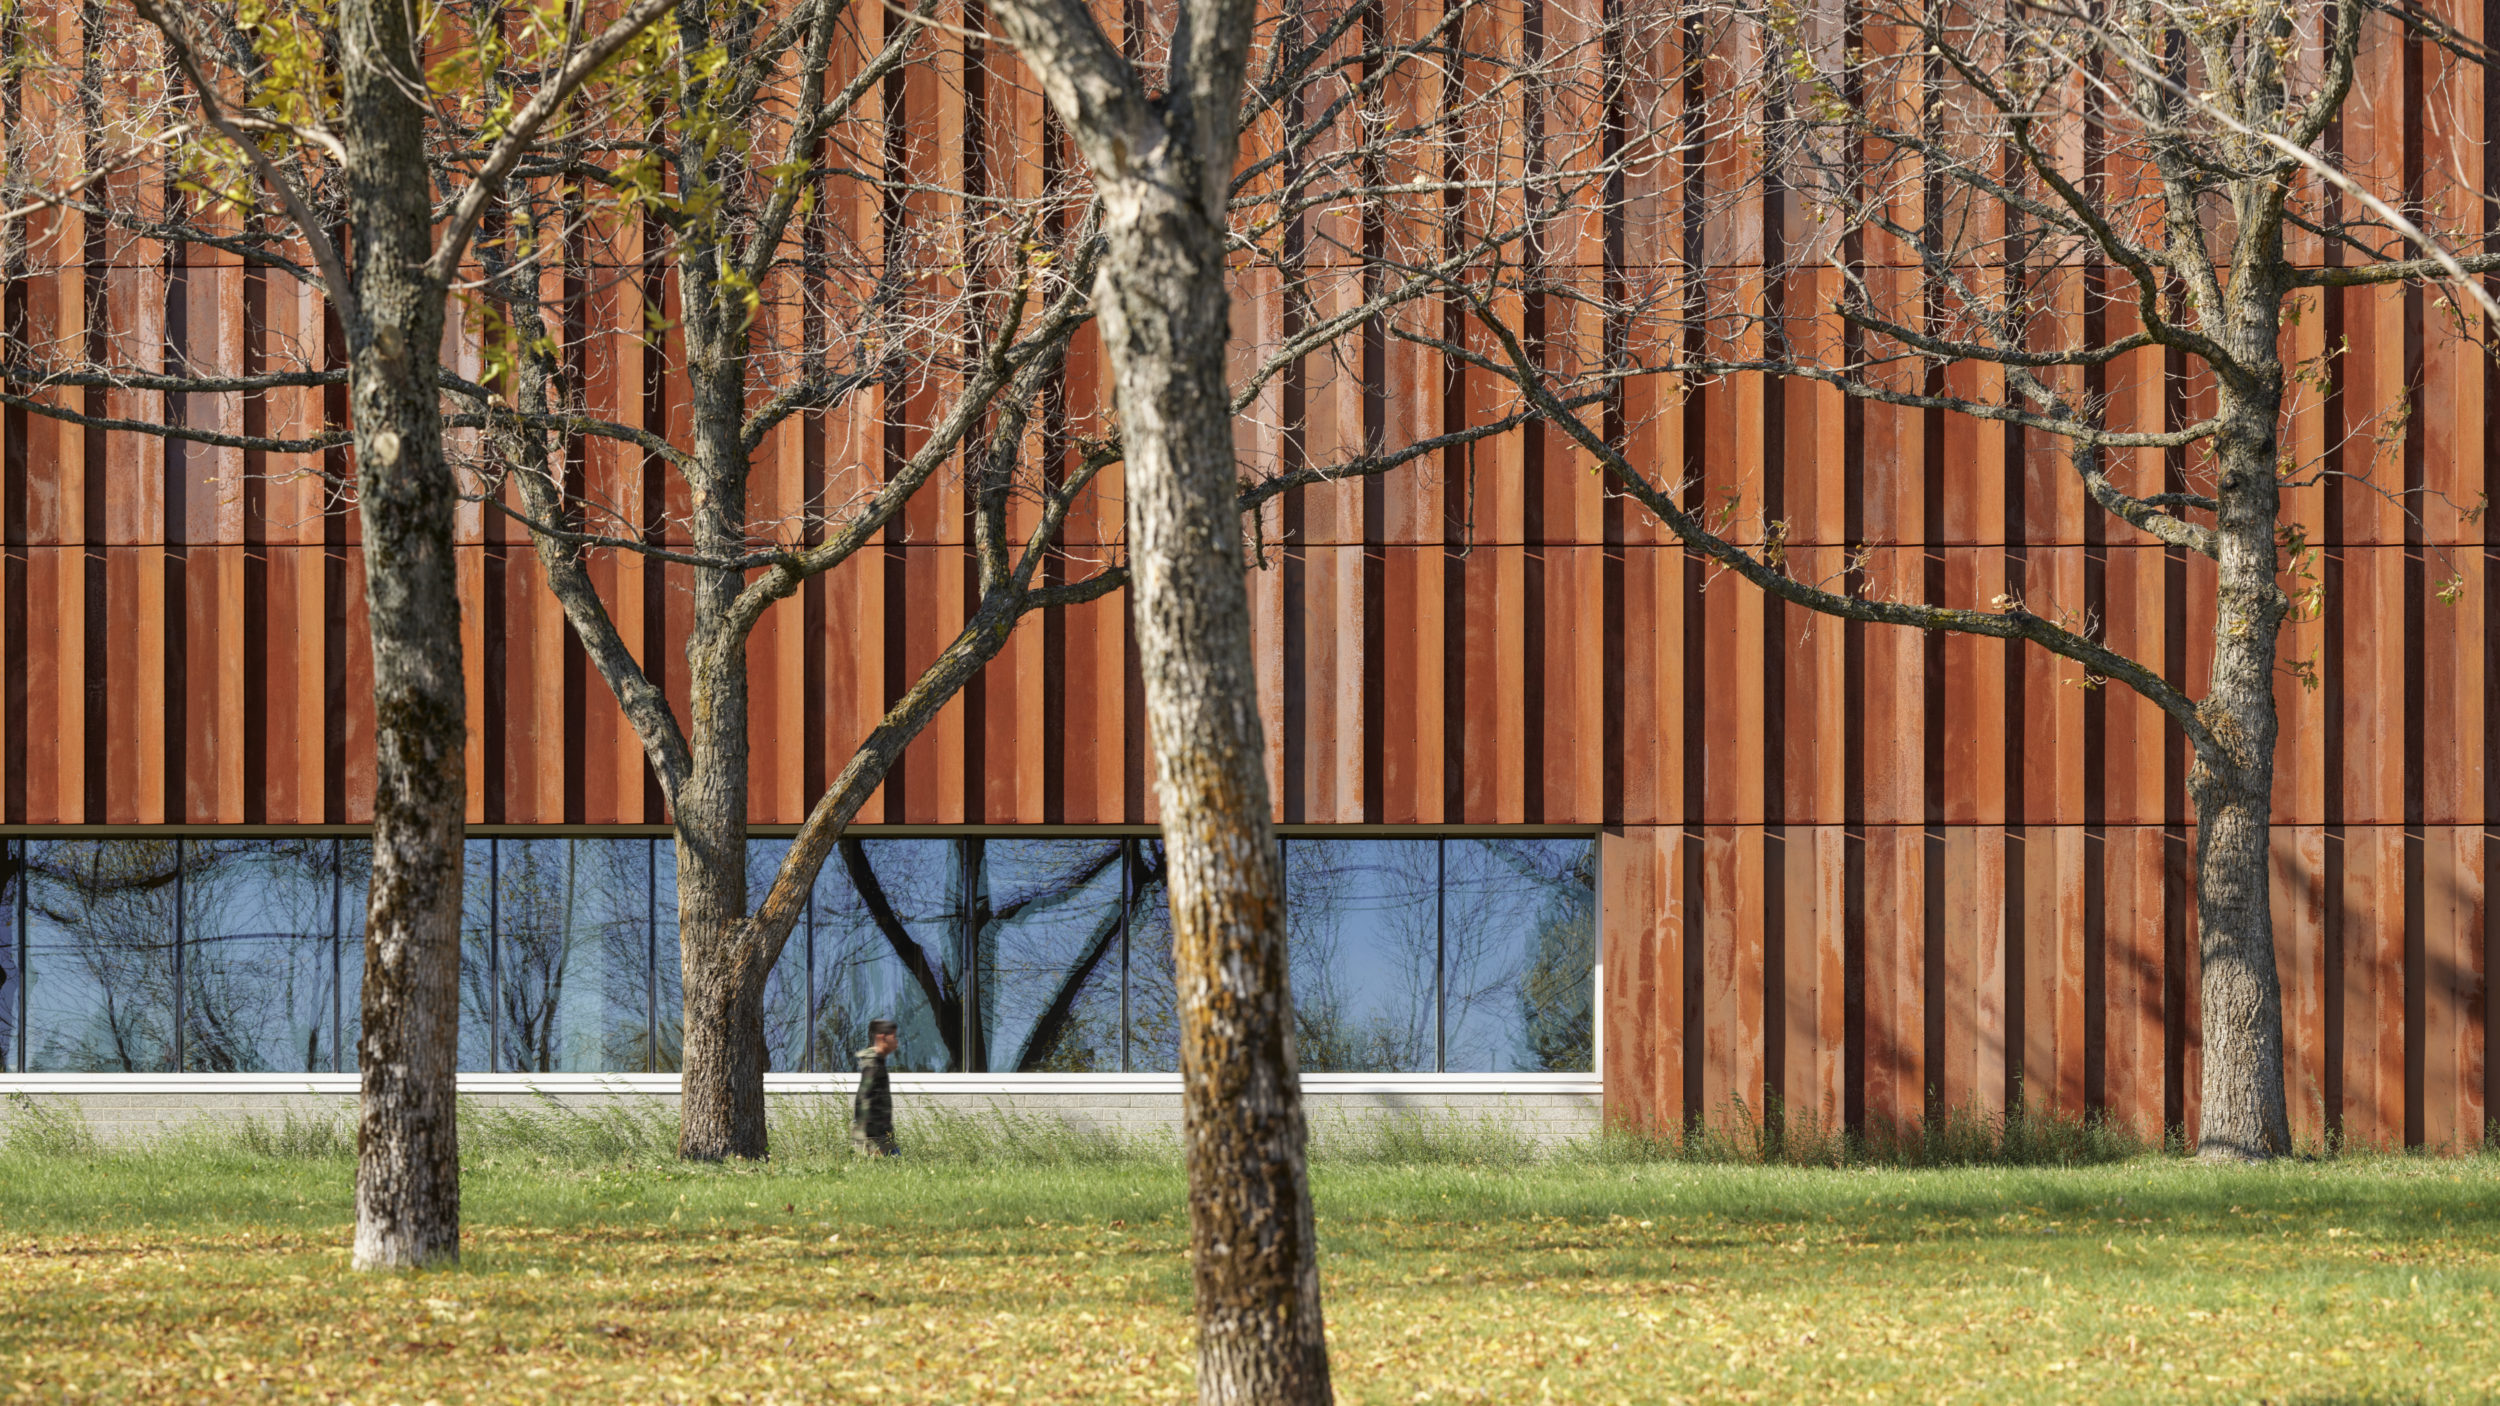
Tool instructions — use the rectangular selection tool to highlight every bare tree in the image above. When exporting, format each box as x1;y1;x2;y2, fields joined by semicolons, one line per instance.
1435;0;2499;1157
0;0;673;1263
982;0;1329;1394
404;0;1569;1159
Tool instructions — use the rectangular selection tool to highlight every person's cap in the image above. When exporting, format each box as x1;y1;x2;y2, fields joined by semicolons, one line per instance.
868;1019;898;1036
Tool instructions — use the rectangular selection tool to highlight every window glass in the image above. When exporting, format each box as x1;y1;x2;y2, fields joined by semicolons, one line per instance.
456;839;496;1072
3;830;1598;1079
1286;839;1440;1073
652;840;684;1072
1;841;22;1069
177;839;347;1072
22;840;179;1071
334;839;372;1072
1120;841;1179;1072
812;840;958;1072
1443;837;1596;1072
746;838;814;1073
487;839;652;1072
972;838;1127;1072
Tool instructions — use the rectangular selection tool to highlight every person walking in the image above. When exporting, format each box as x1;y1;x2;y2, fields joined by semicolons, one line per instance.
851;1019;899;1156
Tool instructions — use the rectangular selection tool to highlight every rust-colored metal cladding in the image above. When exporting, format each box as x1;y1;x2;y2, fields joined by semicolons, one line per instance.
2;0;2494;1156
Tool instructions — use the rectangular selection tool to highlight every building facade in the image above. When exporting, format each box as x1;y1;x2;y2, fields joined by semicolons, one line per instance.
0;1;2493;1154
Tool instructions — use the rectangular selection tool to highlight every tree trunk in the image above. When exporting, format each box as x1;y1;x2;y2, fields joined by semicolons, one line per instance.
341;0;465;1269
675;288;765;1156
1094;155;1334;1406
2189;760;2292;1158
670;880;765;1155
2189;394;2295;1161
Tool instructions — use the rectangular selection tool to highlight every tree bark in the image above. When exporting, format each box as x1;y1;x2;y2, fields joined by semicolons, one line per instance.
1106;172;1332;1402
2188;373;2295;1161
341;0;465;1269
985;0;1334;1379
674;178;766;1154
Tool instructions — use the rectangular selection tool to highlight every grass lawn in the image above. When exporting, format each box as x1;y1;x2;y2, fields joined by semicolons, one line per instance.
6;1114;2500;1402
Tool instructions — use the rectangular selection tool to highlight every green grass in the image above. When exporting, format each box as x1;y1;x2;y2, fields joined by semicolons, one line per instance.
6;1099;2500;1402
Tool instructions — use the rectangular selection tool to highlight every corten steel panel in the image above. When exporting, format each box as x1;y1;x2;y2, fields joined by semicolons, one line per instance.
100;546;160;824
1862;825;1926;1133
1283;542;1364;824
1857;548;1927;827
1779;548;1846;826
2336;547;2408;825
1614;544;1688;828
2336;825;2409;1148
2016;548;2090;828
2424;551;2487;826
2020;825;2090;1117
1938;826;2008;1118
1776;825;1847;1135
1600;820;1700;1125
2101;825;2169;1142
1700;825;1766;1131
3;0;2496;1155
1937;359;2007;550
1539;545;1605;824
1778;276;1850;551
2422;826;2487;1150
1698;549;1765;827
1377;546;1445;825
2273;570;2331;828
1939;550;2008;827
1249;550;1287;821
2333;284;2415;550
2274;825;2330;1148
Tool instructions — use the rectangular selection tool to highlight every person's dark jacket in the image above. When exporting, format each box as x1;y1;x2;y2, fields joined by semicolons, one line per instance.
852;1046;893;1141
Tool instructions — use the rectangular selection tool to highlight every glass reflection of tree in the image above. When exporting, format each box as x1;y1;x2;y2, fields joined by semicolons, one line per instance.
180;839;346;1072
25;839;349;1073
1448;839;1595;1072
471;841;652;1073
836;838;1165;1072
1286;842;1437;1073
0;843;18;1063
748;840;809;1071
25;841;181;1070
491;843;583;1073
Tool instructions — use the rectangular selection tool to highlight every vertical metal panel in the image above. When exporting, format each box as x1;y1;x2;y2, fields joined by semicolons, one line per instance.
1597;825;1688;1134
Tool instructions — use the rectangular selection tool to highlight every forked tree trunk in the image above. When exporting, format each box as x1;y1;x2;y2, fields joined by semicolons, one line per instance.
1092;142;1334;1406
342;0;466;1269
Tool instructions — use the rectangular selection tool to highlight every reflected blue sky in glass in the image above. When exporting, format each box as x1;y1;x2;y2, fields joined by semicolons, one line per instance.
22;840;179;1072
11;833;1595;1077
1444;838;1595;1073
976;838;1127;1073
1287;839;1439;1073
816;840;954;1071
179;840;342;1073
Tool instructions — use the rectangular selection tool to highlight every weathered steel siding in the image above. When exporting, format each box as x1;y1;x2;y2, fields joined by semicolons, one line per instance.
1;0;2492;1148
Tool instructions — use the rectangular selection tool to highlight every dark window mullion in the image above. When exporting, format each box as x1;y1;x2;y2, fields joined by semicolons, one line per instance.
1436;837;1447;1074
330;837;344;1074
804;882;817;1075
13;840;25;1073
646;838;659;1074
171;838;186;1073
1120;838;1133;1075
488;840;502;1073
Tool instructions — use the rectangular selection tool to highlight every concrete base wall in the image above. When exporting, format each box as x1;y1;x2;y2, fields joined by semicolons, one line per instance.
0;1075;1602;1149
